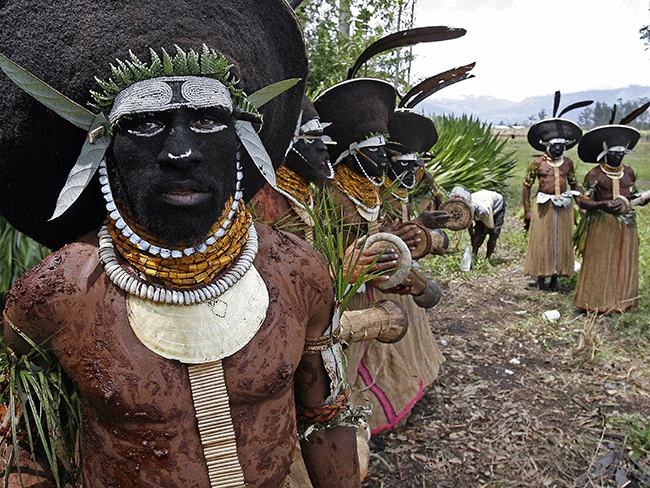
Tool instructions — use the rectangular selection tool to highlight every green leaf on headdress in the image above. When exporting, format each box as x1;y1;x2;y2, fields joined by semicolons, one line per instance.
90;46;243;114
173;45;188;75
0;53;96;130
50;113;110;220
148;49;162;77
128;50;150;79
235;120;276;187
162;48;173;76
201;45;213;75
247;78;301;109
188;49;200;74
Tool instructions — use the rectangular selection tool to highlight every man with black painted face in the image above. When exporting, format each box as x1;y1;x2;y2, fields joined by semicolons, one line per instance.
110;107;239;247
524;118;583;292
0;1;361;487
250;96;334;239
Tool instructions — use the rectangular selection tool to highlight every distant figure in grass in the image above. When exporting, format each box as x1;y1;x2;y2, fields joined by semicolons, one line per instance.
469;189;505;260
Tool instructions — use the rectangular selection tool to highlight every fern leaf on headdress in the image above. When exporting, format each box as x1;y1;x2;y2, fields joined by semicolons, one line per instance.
128;50;152;81
148;49;162;76
88;45;248;115
162;48;174;76
188;49;200;74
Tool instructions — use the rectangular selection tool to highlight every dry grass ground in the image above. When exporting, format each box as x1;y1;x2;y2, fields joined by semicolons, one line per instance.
362;215;650;488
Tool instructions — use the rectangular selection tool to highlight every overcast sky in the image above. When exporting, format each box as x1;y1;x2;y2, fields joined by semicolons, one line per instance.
410;0;650;102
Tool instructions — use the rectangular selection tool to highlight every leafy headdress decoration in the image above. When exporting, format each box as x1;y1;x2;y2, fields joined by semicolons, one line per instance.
89;45;255;126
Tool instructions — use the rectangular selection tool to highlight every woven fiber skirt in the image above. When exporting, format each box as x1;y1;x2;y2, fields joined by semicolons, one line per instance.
524;200;575;278
573;213;639;312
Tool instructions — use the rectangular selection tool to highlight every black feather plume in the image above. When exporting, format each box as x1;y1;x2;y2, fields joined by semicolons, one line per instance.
552;90;561;118
347;26;466;79
399;63;475;109
558;100;593;118
609;105;617;125
619;101;650;125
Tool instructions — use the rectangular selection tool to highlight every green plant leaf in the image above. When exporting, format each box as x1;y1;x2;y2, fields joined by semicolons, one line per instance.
0;53;96;130
247;78;301;109
234;121;276;187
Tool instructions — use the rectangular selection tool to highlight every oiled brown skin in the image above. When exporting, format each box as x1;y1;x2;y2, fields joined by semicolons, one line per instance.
577;165;636;212
2;224;359;488
249;183;310;240
523;155;580;220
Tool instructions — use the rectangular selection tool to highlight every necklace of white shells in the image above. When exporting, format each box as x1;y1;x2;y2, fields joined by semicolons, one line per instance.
97;159;258;305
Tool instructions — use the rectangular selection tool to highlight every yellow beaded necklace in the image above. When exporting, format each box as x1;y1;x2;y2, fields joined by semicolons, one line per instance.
107;197;252;288
332;163;381;210
275;165;313;208
384;177;410;202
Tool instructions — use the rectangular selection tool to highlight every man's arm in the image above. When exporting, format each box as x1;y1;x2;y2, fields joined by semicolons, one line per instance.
522;161;538;222
294;261;361;488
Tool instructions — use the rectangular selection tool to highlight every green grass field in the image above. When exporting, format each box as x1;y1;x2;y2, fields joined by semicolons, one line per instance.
503;133;650;322
504;131;650;190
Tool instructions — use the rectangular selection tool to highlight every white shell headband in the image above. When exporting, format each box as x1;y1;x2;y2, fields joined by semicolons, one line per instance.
334;134;386;166
108;76;235;126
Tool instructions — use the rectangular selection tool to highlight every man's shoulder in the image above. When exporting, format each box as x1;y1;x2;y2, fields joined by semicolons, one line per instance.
531;155;545;165
255;222;321;255
252;223;333;310
9;241;98;297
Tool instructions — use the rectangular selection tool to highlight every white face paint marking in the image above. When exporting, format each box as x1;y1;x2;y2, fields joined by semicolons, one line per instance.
191;124;227;134
168;149;192;160
128;126;164;137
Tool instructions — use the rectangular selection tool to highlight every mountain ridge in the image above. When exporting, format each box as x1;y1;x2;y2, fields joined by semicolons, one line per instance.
415;85;650;125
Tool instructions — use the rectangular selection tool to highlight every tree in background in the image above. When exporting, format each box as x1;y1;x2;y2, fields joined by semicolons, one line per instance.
577;99;650;130
295;0;417;95
640;22;650;50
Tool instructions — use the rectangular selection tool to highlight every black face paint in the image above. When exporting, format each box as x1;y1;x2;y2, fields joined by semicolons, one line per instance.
388;156;416;189
109;107;239;247
605;150;625;167
353;145;388;179
547;143;566;159
284;132;333;185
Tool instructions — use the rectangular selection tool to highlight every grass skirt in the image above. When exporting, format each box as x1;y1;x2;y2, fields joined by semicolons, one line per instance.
524;200;575;278
573;212;638;312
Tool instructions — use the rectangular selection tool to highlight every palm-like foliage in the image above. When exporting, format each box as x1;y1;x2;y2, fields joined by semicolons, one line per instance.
427;114;517;193
0;215;51;310
0;324;82;487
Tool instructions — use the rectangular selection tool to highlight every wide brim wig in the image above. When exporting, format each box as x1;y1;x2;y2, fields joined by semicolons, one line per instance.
0;0;307;249
387;110;438;154
313;78;396;162
577;125;640;164
526;118;582;152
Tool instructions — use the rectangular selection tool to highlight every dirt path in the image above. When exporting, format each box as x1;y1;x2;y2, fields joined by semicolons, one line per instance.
361;227;650;488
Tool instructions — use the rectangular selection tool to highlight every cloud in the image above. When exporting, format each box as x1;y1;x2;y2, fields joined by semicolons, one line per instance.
411;0;650;102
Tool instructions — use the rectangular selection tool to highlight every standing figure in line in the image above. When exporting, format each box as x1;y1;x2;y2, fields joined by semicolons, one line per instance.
523;115;582;292
0;1;361;487
573;120;648;312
